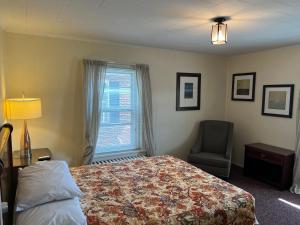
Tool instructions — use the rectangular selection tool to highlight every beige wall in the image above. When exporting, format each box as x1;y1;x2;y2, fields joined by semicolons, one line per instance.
0;29;5;123
226;45;300;167
4;32;299;167
4;32;227;165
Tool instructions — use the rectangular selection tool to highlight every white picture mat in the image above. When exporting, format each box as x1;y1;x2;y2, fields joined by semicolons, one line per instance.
264;87;291;115
233;75;254;99
179;76;198;107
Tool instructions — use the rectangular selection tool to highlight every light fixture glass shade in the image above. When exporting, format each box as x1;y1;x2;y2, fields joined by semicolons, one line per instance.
211;23;227;45
5;98;42;120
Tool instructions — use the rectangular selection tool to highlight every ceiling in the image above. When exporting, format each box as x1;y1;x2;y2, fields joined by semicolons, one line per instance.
0;0;300;55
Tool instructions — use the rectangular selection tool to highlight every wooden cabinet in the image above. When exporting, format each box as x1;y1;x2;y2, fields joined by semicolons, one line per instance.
244;143;294;190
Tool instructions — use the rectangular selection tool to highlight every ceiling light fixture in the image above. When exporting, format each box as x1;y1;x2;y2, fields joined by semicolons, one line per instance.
211;16;230;45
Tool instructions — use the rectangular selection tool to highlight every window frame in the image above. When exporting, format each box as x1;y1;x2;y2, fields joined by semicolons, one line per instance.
95;64;141;155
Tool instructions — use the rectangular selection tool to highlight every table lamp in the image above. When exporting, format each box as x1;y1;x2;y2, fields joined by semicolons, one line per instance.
5;97;42;158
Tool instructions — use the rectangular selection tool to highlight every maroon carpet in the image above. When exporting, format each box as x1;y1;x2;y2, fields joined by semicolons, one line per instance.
229;165;300;225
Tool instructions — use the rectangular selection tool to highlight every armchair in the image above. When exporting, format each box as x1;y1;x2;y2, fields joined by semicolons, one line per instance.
187;120;233;178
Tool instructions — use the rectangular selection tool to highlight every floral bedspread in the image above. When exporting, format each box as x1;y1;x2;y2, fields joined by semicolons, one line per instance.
71;156;255;225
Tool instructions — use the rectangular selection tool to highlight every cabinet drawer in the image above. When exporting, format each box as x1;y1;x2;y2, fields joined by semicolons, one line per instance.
246;147;283;165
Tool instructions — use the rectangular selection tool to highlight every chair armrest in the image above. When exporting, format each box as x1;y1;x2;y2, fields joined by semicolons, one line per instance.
225;123;233;159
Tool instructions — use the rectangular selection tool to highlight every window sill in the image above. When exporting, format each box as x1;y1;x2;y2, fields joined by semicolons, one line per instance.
93;149;146;162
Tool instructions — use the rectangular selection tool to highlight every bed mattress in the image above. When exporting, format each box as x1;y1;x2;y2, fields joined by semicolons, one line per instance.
71;155;255;225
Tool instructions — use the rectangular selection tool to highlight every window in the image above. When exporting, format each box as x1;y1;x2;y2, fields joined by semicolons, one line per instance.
96;66;140;154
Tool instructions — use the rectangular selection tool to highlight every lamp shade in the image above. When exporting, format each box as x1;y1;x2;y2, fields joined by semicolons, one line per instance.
5;98;42;120
211;23;227;45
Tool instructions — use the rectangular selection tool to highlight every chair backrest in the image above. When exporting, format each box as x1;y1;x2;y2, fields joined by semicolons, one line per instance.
201;120;233;154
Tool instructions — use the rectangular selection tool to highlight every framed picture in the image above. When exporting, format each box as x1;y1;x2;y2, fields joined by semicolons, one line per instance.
176;72;201;111
262;84;294;118
232;72;256;101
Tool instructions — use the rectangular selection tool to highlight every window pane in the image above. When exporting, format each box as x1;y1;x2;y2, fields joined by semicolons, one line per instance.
98;124;136;153
101;111;132;124
96;66;139;154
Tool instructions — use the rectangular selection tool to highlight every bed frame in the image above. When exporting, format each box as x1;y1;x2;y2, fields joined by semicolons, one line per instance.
0;124;15;225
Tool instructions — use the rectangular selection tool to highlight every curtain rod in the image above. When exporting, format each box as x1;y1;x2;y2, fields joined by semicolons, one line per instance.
84;59;146;67
106;61;137;67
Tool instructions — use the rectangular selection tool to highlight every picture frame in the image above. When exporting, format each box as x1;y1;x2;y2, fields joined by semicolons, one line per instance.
231;72;256;101
176;72;201;111
262;84;294;118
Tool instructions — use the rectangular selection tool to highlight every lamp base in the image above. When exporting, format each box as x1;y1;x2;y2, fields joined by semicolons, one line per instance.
20;120;32;159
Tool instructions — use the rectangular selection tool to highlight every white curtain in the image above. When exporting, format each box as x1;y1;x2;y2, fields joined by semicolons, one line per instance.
136;64;156;156
291;92;300;194
82;60;106;165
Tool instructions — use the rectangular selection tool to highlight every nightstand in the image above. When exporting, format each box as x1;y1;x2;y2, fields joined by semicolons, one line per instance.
13;148;52;168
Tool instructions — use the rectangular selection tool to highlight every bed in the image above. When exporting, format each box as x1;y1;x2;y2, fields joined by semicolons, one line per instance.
0;124;15;225
0;123;255;225
71;156;255;225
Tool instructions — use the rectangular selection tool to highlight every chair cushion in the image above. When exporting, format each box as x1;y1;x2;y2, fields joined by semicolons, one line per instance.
202;121;229;154
188;152;230;168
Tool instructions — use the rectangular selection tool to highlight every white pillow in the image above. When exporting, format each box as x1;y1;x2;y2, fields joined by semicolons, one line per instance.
16;198;87;225
15;160;83;211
